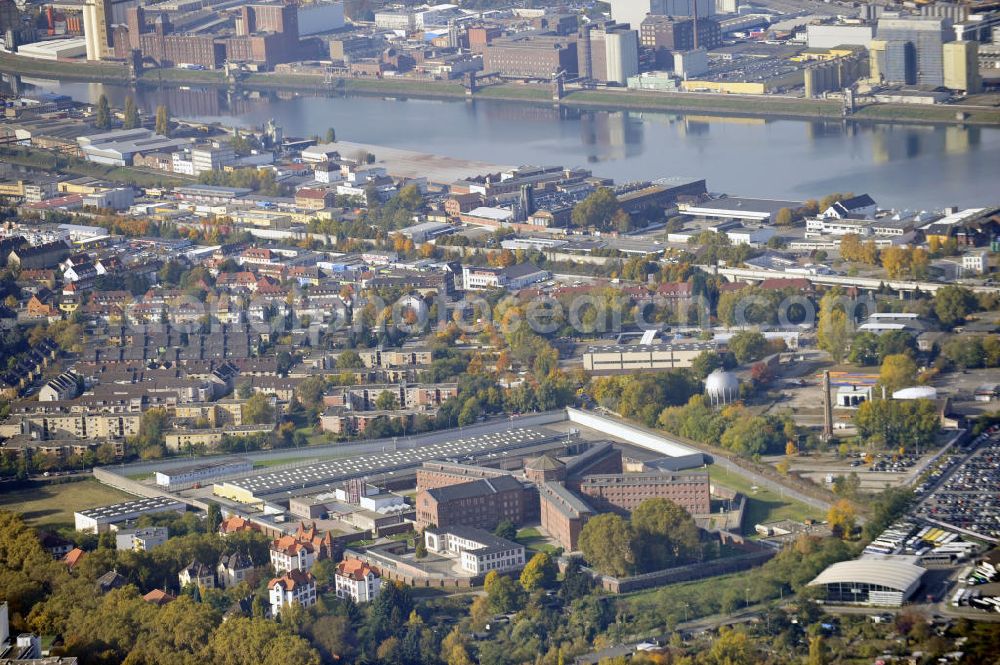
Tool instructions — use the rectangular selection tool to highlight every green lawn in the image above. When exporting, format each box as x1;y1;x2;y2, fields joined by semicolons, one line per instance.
707;464;823;533
143;67;225;84
617;570;750;630
476;85;553;101
0;479;133;529
516;527;559;554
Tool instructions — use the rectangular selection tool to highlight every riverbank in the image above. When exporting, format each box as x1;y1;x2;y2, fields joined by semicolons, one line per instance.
3;52;1000;126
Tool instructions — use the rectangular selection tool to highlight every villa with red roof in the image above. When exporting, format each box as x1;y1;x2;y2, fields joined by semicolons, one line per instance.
334;558;382;603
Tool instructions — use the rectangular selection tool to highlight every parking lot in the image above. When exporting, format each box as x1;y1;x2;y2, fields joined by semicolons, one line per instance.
765;449;927;492
915;429;1000;543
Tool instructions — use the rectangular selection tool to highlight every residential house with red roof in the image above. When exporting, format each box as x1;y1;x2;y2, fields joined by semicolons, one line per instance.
334;558;382;603
268;569;317;617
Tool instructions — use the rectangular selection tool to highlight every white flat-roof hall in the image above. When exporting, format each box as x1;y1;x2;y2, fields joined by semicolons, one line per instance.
74;496;186;533
807;557;925;606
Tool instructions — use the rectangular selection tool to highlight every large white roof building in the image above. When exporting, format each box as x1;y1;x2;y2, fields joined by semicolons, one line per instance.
807;557;926;606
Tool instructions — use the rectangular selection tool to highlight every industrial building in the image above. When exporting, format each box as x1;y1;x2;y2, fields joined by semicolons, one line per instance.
154;458;253;488
680;197;804;223
212;428;566;505
943;40;982;93
482;34;578;79
807;557;926;606
74;496;187;533
77;128;188;167
16;37;88;60
582;341;716;373
875;15;953;86
82;0;112;60
610;0;714;32
640;15;720;68
579;21;640;85
805;23;874;50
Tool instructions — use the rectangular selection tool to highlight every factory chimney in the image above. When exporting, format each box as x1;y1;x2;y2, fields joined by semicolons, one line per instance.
822;370;833;439
693;0;699;51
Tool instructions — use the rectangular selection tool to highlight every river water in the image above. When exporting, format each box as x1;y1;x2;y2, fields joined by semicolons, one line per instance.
12;76;1000;209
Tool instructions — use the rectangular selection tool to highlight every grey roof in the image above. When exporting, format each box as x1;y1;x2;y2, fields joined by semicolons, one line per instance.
219;552;253;570
426;475;525;502
564;441;616;477
538;481;594;518
428;525;522;555
225;427;553;497
526;454;565;471
95;570;127;591
837;194;876;210
502;262;546;280
181;560;213;577
644;453;709;471
157;458;251;478
585;341;716;354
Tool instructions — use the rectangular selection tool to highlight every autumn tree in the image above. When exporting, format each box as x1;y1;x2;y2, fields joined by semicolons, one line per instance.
774;207;794;225
880;246;906;278
807;635;829;665
818;290;852;363
827;499;857;539
879;353;917;394
707;627;756;665
519;551;557;591
839;233;878;264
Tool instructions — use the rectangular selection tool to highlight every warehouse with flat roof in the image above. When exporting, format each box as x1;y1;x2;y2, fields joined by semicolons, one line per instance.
74;496;187;533
213;428;566;505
